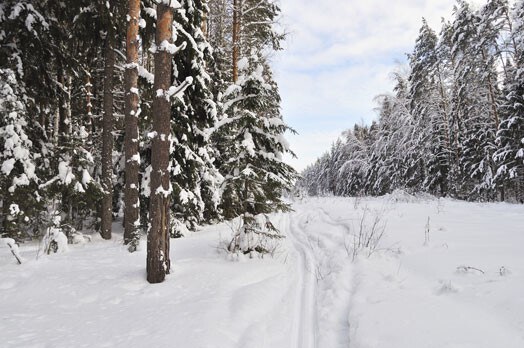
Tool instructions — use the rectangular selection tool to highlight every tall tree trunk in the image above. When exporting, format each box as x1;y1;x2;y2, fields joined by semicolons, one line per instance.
202;7;207;39
54;107;59;145
86;72;93;143
124;0;141;250
503;6;519;66
232;0;239;83
66;75;72;136
101;26;115;240
481;48;500;131
147;2;173;284
58;65;68;145
40;75;46;133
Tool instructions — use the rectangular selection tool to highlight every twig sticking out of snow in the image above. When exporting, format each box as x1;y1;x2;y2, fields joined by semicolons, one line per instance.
424;216;430;246
456;265;485;274
1;238;22;264
499;266;510;276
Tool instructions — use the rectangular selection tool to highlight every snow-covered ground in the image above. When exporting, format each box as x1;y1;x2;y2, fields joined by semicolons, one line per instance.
2;195;524;348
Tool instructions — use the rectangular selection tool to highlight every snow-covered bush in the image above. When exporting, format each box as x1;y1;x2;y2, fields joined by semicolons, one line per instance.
0;68;45;240
41;129;102;231
227;214;284;257
170;216;191;239
41;214;68;254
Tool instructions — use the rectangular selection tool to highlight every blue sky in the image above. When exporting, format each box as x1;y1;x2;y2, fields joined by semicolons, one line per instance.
273;0;484;171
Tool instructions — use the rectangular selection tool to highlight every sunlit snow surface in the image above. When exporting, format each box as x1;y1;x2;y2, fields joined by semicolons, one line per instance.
1;195;524;347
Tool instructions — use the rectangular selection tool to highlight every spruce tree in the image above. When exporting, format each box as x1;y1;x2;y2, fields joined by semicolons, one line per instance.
168;0;222;233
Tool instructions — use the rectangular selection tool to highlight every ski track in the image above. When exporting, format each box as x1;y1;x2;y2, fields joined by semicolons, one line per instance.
288;200;356;348
285;210;319;348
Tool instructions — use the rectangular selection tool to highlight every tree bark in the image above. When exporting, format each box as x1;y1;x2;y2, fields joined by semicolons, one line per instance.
124;0;141;249
481;48;500;131
232;0;240;83
147;2;173;284
58;65;68;145
66;75;72;136
86;72;93;143
101;25;115;240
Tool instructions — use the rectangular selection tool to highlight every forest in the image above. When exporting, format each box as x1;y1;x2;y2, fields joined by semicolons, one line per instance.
2;1;524;347
298;0;524;203
0;0;296;282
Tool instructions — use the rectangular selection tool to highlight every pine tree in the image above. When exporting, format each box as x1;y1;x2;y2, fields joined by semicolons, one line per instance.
408;19;451;196
147;1;176;284
493;0;524;201
100;1;116;240
451;1;497;199
124;0;141;251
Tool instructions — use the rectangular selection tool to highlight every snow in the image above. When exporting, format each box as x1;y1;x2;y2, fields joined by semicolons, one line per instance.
2;197;524;347
8;203;20;216
166;76;193;100
127;153;140;163
1;158;15;175
156;40;186;55
237;57;249;71
138;65;154;84
82;169;92;185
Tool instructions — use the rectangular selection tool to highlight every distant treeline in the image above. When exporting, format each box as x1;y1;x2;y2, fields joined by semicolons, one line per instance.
298;0;524;202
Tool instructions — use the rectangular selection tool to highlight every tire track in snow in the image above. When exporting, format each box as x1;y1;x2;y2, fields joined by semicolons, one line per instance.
285;210;319;348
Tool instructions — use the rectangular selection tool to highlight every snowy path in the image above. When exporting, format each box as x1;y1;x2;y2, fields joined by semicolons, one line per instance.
283;203;354;348
284;212;318;348
2;195;524;347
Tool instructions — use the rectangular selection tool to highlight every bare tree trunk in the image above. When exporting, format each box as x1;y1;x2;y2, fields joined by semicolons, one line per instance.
503;7;519;66
58;65;68;145
147;2;172;284
54;107;59;145
101;26;115;240
436;63;453;163
202;7;207;39
40;76;46;133
67;75;72;136
124;0;141;250
232;0;239;83
86;72;93;143
481;48;500;131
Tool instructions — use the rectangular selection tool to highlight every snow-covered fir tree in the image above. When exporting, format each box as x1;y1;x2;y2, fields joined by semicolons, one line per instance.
168;0;223;234
220;53;296;255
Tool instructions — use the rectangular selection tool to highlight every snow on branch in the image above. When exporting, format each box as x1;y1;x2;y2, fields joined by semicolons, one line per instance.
165;76;193;100
223;94;256;112
156;0;182;9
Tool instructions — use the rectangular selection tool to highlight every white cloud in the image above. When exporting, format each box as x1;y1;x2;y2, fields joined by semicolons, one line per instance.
283;130;343;172
274;0;487;171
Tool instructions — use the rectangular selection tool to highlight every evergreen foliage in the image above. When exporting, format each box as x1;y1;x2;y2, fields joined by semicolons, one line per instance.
298;0;524;203
0;0;294;259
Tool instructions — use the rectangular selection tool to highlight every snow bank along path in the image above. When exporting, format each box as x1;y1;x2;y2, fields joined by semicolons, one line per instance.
2;196;524;347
